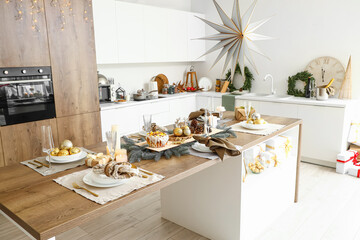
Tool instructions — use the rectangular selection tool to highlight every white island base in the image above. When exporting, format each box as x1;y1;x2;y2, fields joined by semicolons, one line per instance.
161;126;300;240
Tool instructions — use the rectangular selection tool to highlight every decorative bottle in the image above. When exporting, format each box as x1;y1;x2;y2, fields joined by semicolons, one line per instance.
305;77;311;98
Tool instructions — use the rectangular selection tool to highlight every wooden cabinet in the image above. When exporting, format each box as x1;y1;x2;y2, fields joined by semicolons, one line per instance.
0;0;50;67
0;119;58;166
56;112;102;148
44;0;99;117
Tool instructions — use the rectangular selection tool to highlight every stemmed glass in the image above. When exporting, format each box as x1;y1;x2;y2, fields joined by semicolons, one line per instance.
244;101;252;120
106;131;117;161
41;125;54;170
143;114;152;133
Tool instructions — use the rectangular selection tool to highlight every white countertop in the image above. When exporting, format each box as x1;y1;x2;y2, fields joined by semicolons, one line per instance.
100;91;357;110
100;92;198;111
234;95;357;108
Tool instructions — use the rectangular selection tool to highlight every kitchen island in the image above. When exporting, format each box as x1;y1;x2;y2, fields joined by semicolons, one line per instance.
0;114;302;240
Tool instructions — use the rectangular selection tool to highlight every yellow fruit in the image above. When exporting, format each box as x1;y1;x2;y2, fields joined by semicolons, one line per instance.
325;78;335;88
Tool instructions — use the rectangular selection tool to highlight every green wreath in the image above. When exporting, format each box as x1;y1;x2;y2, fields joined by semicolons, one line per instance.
225;64;254;92
287;71;314;97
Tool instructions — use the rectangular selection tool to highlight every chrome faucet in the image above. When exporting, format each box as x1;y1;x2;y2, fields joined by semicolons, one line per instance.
264;74;276;95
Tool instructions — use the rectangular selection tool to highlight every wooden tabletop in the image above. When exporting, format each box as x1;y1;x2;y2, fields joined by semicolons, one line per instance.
0;114;302;240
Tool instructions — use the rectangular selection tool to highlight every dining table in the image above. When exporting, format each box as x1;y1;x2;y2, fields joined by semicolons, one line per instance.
0;113;302;240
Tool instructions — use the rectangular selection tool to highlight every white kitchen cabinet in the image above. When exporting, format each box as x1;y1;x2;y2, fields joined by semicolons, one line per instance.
169;96;197;122
188;13;206;61
167;10;189;62
260;102;298;118
196;96;222;111
92;0;118;64
143;5;168;62
297;105;345;165
93;1;206;64
116;2;145;63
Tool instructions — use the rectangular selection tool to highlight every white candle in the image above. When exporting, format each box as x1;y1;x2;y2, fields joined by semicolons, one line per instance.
111;125;121;150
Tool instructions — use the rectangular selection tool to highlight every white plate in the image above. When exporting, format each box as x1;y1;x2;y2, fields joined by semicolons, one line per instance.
239;121;268;130
192;142;213;153
198;77;212;91
46;150;87;164
231;90;249;95
83;171;129;188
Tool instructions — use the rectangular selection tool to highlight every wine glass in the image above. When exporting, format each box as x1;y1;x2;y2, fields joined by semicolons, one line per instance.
244;101;252;120
143;114;152;133
41;125;54;169
106;131;117;161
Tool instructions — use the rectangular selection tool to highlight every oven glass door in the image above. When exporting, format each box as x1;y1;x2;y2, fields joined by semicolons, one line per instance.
0;79;56;126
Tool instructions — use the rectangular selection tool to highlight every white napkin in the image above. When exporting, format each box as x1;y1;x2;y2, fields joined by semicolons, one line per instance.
54;168;164;205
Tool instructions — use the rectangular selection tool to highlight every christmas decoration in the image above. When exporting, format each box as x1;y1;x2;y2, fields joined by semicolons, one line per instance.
197;0;272;80
225;64;254;92
287;71;314;97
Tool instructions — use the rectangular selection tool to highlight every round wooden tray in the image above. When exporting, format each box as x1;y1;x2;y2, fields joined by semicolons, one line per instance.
155;74;169;93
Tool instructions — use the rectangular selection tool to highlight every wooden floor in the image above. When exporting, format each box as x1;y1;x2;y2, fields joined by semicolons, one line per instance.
1;162;359;240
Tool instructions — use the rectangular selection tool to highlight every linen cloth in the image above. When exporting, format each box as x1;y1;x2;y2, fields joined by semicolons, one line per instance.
54;168;164;205
189;145;242;160
231;122;285;136
193;136;241;160
20;148;92;176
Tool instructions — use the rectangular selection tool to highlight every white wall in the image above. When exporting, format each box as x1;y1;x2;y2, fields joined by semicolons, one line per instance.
97;0;193;94
191;0;360;99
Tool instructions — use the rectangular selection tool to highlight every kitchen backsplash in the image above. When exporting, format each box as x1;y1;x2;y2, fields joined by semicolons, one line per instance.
97;62;193;94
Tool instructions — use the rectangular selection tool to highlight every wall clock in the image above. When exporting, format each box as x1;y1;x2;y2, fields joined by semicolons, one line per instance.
305;56;345;96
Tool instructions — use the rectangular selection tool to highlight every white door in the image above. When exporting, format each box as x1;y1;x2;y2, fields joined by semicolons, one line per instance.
167;10;188;62
298;105;345;163
144;5;168;62
116;2;145;63
260;102;298;118
188;13;206;62
93;0;118;64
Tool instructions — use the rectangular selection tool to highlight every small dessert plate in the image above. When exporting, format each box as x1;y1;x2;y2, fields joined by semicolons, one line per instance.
83;171;129;188
239;121;268;130
191;142;213;153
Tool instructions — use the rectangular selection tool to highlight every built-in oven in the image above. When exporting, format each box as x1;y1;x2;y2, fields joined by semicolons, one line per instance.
0;66;56;126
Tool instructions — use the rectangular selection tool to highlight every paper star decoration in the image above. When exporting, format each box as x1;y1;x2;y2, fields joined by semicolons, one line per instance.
197;0;272;80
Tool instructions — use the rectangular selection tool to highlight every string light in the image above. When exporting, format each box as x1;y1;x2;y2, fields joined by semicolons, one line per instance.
83;0;92;23
50;0;73;31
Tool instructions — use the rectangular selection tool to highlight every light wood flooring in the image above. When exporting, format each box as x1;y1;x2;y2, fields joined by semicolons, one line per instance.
1;162;359;240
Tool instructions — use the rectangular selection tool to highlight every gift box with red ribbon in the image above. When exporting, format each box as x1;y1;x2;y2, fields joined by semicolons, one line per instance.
336;150;359;174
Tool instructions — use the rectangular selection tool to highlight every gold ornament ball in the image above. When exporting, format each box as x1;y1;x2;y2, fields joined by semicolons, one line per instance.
183;126;191;136
69;147;81;155
60;139;73;150
58;149;70;156
174;127;183;137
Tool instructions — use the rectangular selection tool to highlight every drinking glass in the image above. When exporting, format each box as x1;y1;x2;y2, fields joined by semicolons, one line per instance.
244;101;252;120
143;114;152;132
41;125;54;169
204;109;209;137
106;131;117;161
